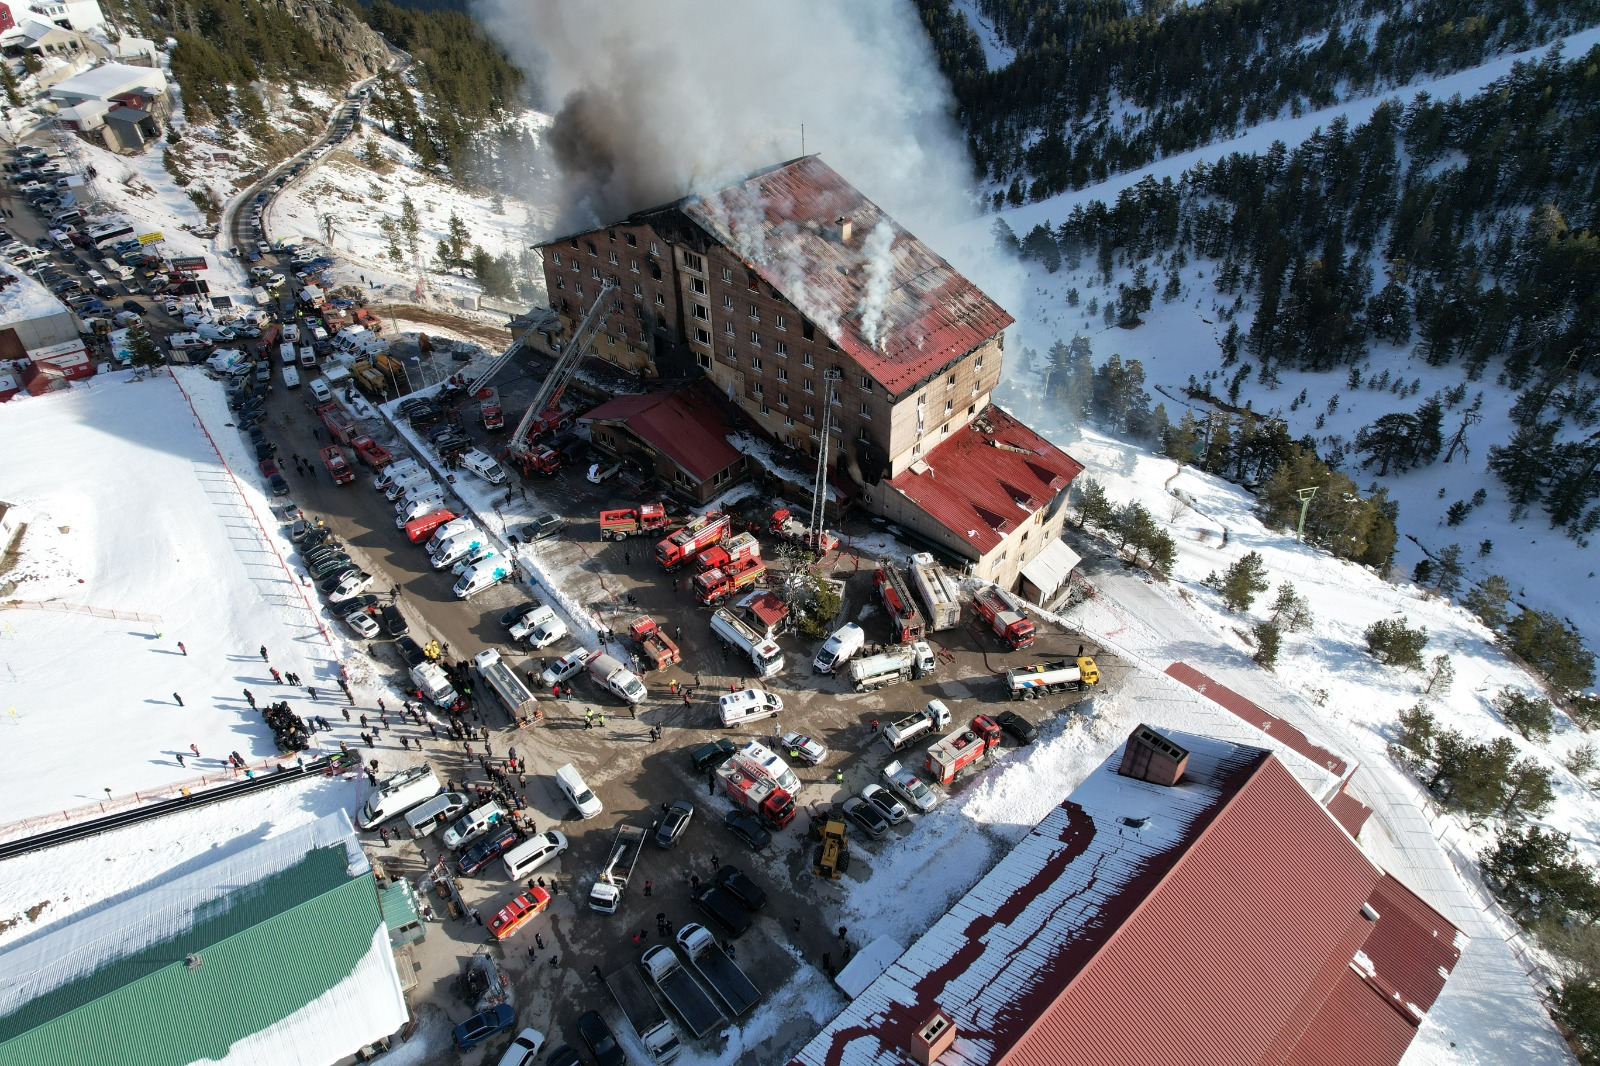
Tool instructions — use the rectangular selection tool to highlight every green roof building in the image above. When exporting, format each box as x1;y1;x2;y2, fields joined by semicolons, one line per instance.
0;813;407;1066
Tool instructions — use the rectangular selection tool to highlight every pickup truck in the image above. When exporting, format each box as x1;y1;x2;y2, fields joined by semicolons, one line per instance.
602;963;682;1064
588;825;647;914
676;923;760;1017
641;945;722;1039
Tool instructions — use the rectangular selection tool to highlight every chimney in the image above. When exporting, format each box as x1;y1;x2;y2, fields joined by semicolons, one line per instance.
1118;725;1189;787
837;215;853;244
908;1010;956;1066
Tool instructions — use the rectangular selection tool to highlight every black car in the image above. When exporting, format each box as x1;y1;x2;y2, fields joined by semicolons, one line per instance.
317;567;360;594
545;1046;582;1066
713;865;767;910
995;710;1039;745
498;601;539;630
692;884;752;938
432;433;472;454
299;528;336;551
342;594;380;614
396;397;432;418
377;604;407;638
723;810;771;850
575;1010;624;1066
267;473;291;496
426;422;463;443
690;738;736;774
253;441;277;461
520;514;564;541
395;636;427;668
654;801;694;848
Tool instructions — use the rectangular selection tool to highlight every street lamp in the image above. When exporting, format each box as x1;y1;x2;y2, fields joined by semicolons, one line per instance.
1295;486;1319;543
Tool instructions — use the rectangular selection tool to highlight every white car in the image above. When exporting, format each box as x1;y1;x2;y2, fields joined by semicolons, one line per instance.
539;648;592;689
342;608;379;638
327;571;373;603
511;605;568;649
862;783;908;825
495;1029;546;1066
778;730;828;766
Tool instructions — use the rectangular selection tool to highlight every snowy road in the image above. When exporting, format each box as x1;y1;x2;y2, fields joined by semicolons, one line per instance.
1068;551;1573;1065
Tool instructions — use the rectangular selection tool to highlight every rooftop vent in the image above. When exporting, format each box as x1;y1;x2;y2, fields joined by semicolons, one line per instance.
1118;725;1189;787
837;216;853;244
185;953;202;970
909;1010;956;1066
1120;816;1150;829
1361;902;1381;922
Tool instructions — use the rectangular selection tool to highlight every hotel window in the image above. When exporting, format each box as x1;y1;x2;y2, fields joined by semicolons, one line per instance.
722;268;733;282
607;230;616;242
775;341;788;357
801;321;815;341
775;314;786;331
625;233;637;247
633;283;643;298
655;293;665;306
802;351;813;368
859;402;871;418
778;392;788;407
697;352;710;369
608;251;618;265
749;304;760;320
751;356;763;371
750;331;761;347
552;252;562;265
630;260;640;273
804;404;814;419
691;277;706;295
945;399;954;413
724;322;736;336
586;240;597;255
753;383;763;397
723;295;734;309
860;374;872;391
591;267;600;280
649;241;659;255
575;283;584;298
803;378;814;393
692;304;709;321
976;355;984;370
858;428;872;442
784;415;795;427
694;327;712;345
776;366;788;382
684;251;704;272
568;239;578;249
555;277;565;290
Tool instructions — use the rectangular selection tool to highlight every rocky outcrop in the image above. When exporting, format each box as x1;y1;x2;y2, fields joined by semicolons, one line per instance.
263;0;391;81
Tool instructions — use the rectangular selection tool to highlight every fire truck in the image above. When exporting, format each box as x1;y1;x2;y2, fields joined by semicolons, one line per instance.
694;557;766;607
318;402;355;446
477;386;504;430
656;512;730;571
875;563;926;643
924;715;1002;785
628;616;681;671
350;435;393;469
515;443;561;476
694;532;759;574
715;741;797;829
319;444;355;485
972;585;1036;649
599;504;669;540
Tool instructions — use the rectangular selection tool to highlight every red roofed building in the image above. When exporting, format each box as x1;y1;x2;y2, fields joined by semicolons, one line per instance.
534;156;1083;588
580;381;747;504
791;724;1463;1066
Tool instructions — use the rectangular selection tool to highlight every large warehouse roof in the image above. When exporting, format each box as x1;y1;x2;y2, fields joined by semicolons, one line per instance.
791;725;1463;1066
0;813;406;1066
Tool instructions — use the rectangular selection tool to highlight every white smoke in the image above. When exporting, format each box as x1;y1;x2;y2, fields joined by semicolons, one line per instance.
856;221;897;351
472;0;1027;324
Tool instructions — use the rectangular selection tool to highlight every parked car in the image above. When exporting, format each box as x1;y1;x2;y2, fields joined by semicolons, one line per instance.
519;513;564;541
723;810;771;850
544;1046;581;1066
498;602;540;630
843;796;890;839
713;865;767;910
326;570;373;603
343;608;379;639
778;731;828;766
995;710;1039;745
861;783;908;826
494;1028;546;1066
318;567;361;594
267;473;291;496
654;800;694;848
377;604;407;638
308;554;353;579
452;1005;516;1051
690;738;736;774
575;1011;624;1066
395;636;427;668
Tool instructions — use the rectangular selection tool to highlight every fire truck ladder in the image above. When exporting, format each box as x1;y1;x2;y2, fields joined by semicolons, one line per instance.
810;366;843;549
882;564;924;628
506;280;620;454
464;338;524;398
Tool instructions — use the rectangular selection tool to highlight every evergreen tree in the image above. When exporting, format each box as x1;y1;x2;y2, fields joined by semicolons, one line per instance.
1213;551;1269;613
1505;609;1596;691
1252;620;1282;668
1492;688;1555;742
1364;616;1428;669
1464;574;1512;630
1073;477;1113;529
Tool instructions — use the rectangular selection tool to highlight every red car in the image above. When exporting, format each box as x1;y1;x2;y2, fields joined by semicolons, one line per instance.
258;457;280;478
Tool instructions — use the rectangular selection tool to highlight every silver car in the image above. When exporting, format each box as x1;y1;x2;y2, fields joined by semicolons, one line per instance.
862;783;908;825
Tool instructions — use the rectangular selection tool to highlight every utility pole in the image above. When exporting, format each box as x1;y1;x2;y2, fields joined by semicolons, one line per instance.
1295;486;1319;543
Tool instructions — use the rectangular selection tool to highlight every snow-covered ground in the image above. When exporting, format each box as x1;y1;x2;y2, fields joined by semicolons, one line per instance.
0;370;352;827
983;22;1600;661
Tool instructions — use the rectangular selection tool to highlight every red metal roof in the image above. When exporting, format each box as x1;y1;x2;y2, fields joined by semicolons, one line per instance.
581;382;741;483
1166;662;1351;779
790;725;1461;1066
681;156;1014;397
1327;787;1374;838
884;406;1083;557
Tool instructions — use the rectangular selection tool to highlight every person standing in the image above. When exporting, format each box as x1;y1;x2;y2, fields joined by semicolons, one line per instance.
177;642;187;656
175;752;185;767
172;692;184;706
243;689;256;708
259;645;269;662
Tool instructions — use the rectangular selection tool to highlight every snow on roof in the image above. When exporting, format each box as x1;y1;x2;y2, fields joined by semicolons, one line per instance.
1019;537;1081;594
792;725;1460;1066
0;812;368;1017
678;156;1015;396
834;936;906;1000
0;267;69;327
885;405;1083;556
47;61;165;103
1166;662;1351;781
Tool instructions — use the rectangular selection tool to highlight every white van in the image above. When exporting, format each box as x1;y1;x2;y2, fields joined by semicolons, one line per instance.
814;622;866;674
278;341;296;365
383;469;434;500
282;322;300;343
441;801;506;850
309;377;332;403
169;332;209;351
299;344;317;368
403;790;470;838
554;764;602;819
719;687;784;726
502;830;570;880
430;530;487;571
282;365;301;389
101;258;134;281
354;764;441;829
461;448;508;485
452;558;511;599
396;495;447;527
374;458;423;493
425;516;475;551
47;228;72;251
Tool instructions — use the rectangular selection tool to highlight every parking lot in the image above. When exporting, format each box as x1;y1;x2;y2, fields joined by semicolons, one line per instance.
227;341;1110;1062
